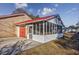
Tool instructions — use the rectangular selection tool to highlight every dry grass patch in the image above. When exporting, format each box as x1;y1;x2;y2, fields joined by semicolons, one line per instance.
18;40;79;55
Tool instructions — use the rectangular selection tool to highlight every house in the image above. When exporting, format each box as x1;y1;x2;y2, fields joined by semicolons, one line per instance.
75;22;79;32
16;15;64;43
65;22;79;33
0;8;32;38
65;26;77;33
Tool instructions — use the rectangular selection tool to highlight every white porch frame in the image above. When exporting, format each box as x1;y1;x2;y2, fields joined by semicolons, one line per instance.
27;25;33;39
26;21;63;43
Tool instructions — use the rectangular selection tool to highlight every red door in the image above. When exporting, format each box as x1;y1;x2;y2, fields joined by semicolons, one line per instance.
19;27;26;37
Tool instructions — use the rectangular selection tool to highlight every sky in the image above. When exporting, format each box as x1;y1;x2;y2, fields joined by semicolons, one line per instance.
0;3;79;27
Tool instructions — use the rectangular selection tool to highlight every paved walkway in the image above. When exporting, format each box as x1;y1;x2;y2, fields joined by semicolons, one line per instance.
0;37;19;48
0;37;42;55
21;40;41;51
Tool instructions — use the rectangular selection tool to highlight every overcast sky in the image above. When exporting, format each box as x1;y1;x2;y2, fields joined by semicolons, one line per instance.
0;3;79;27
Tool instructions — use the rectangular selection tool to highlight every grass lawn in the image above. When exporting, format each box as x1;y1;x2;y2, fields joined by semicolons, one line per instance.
17;39;79;55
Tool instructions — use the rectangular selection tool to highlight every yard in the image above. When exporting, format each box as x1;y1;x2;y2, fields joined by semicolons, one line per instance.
17;32;79;55
0;32;79;55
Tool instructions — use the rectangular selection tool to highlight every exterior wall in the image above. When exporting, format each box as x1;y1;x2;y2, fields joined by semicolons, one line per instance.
48;18;56;24
33;33;63;43
0;14;32;38
48;18;62;26
16;25;28;38
44;34;57;42
16;26;19;37
33;35;44;43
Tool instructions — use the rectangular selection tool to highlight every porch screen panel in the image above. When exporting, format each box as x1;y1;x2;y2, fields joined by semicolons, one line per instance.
37;23;40;35
40;22;43;35
50;23;52;34
33;23;36;34
52;24;55;34
54;24;57;34
47;22;50;34
57;25;62;33
45;22;47;35
33;23;40;35
52;24;54;34
33;22;45;35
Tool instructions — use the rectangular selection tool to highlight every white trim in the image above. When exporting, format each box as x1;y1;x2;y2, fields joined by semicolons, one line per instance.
43;21;45;35
49;22;50;34
39;23;40;35
35;23;37;34
53;24;55;34
52;24;53;34
32;24;34;35
43;21;45;41
27;25;33;39
27;25;29;39
25;25;28;39
46;22;47;35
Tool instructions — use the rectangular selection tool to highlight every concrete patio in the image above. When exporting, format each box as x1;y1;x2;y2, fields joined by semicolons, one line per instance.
0;37;41;55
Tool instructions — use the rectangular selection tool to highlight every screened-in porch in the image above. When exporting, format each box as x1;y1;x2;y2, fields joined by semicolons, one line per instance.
27;21;63;43
33;21;62;35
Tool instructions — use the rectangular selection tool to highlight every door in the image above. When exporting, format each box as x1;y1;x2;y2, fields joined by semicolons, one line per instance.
20;26;26;37
29;25;33;39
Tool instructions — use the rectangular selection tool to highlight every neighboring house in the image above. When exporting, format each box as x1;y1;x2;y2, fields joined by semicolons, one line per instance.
0;8;32;38
75;22;79;32
16;15;64;43
65;22;79;33
65;25;76;33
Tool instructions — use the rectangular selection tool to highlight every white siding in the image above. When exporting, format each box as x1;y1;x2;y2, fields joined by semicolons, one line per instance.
48;18;56;24
48;18;62;26
33;33;63;43
33;35;44;43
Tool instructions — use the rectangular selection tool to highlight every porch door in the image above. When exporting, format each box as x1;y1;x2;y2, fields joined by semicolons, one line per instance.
29;25;33;39
20;26;26;37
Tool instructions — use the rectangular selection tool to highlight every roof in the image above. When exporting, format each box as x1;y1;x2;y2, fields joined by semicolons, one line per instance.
15;15;55;25
0;8;33;19
0;13;25;19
